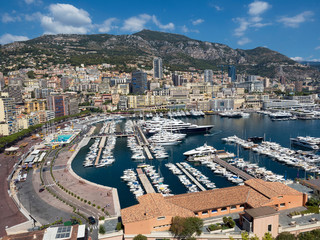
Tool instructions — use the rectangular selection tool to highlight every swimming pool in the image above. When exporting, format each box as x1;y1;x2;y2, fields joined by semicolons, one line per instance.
51;134;73;143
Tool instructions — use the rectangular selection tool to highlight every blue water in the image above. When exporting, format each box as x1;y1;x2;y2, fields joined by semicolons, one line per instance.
51;134;73;142
71;114;320;208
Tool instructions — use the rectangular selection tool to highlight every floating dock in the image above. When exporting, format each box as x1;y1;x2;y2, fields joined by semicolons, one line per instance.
211;156;254;180
95;136;107;166
136;168;155;194
144;146;153;160
176;163;206;191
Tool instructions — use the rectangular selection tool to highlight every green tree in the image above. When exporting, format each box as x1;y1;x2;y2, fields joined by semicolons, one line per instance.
99;225;106;234
250;235;259;240
169;216;203;239
262;232;274;240
133;234;147;240
297;232;314;240
27;70;35;79
276;232;296;240
241;232;249;240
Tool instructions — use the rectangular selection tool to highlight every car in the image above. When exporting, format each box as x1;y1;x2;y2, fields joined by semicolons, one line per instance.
88;216;96;225
39;188;45;193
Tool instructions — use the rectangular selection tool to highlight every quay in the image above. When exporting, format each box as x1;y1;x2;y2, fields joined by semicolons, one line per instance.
176;163;206;191
136;168;155;194
211;156;254;180
95;136;107;166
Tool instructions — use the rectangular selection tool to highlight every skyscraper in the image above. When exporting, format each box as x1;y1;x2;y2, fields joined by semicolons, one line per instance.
204;69;213;83
131;71;148;94
0;72;4;91
153;57;163;79
228;66;236;82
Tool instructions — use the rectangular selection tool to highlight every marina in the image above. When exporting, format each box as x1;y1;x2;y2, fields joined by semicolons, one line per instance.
136;168;155;194
176;163;206;191
71;113;320;208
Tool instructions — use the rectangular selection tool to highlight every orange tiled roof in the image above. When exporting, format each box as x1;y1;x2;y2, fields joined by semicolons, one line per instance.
121;193;194;224
166;185;250;212
245;179;302;198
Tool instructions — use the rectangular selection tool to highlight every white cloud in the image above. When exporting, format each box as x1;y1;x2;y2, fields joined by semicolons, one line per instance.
291;56;304;61
248;1;271;16
234;18;250;37
315;46;320;50
192;19;204;26
237;37;251;45
24;12;42;21
214;5;223;11
122;14;151;32
152;15;174;30
41;3;93;34
122;14;174;32
0;33;29;45
24;0;42;5
98;18;117;33
181;25;199;33
278;11;313;28
2;13;21;23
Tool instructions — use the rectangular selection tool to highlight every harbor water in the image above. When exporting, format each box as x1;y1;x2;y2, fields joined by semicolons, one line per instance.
71;113;320;208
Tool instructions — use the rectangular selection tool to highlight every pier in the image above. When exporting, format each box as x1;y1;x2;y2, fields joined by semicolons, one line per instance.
143;146;153;160
136;168;155;194
176;163;206;191
211;156;254;180
95;136;107;166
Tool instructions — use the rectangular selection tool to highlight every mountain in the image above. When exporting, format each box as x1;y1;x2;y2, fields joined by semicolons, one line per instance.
0;29;319;80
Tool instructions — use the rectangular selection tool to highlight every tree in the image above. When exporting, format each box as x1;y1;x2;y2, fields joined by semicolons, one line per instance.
133;234;147;240
297;232;314;240
99;225;106;234
169;216;203;239
262;232;274;240
276;232;296;240
27;70;35;79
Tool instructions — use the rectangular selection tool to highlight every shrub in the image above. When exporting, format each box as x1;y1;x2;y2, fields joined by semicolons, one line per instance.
99;225;106;234
84;200;87;203
93;204;96;207
116;222;122;231
97;205;101;209
88;201;91;205
133;234;147;240
99;216;105;221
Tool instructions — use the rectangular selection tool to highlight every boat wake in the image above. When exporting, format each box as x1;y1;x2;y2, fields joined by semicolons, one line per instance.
204;130;222;137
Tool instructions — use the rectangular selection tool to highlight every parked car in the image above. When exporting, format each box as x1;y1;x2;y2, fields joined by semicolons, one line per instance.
88;216;96;225
39;188;45;193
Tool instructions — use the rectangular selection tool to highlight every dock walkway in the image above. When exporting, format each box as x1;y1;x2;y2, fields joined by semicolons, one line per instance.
211;156;254;180
95;136;107;166
144;146;153;160
176;163;206;191
136;168;155;194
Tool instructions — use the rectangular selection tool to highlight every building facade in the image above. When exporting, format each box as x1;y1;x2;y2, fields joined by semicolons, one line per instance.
153;57;163;79
131;71;148;95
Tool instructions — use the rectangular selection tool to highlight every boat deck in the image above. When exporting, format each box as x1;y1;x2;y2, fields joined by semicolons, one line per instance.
136;168;155;194
176;163;206;191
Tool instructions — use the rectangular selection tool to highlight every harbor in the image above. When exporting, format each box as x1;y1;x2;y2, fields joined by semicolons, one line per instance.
71;113;320;208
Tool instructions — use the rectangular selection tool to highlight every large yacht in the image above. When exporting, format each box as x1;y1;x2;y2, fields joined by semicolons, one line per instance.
290;136;320;150
183;143;217;156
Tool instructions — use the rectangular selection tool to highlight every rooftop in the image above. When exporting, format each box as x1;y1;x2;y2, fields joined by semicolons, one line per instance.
245;206;278;218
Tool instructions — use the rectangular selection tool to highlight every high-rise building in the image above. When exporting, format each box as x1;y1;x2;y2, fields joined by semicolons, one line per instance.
8;85;23;103
172;73;182;86
228;66;236;82
0;72;4;91
61;77;70;90
153;57;163;79
295;81;303;92
0;97;17;136
131;71;148;94
47;95;72;118
204;69;213;83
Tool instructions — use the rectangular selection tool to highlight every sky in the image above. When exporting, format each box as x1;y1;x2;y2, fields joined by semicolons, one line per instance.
0;0;319;62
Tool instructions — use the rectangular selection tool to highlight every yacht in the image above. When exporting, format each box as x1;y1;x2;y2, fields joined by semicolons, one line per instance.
183;143;216;156
290;136;320;150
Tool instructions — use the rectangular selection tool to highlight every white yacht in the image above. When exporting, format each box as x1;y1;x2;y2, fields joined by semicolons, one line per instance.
183;143;216;156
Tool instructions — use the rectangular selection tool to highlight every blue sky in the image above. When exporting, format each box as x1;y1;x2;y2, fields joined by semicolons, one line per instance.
0;0;319;61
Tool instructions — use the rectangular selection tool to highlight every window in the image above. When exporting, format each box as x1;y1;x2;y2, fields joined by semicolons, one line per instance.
231;205;237;210
221;207;227;212
240;204;245;208
157;216;165;220
268;224;272;232
278;196;283;199
280;203;285;207
212;209;217;214
202;211;208;215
